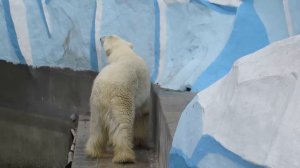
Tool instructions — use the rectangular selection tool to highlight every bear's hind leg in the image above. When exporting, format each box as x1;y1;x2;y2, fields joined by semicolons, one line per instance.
85;105;110;158
134;99;150;148
134;113;149;148
110;97;136;163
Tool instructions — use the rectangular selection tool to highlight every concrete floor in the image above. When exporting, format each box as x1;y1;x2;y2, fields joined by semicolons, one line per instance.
72;87;196;168
72;113;158;168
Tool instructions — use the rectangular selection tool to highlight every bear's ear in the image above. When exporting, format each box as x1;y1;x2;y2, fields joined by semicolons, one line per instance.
129;43;133;49
106;48;112;56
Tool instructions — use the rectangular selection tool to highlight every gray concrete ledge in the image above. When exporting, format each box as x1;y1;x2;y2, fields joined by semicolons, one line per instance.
153;87;196;168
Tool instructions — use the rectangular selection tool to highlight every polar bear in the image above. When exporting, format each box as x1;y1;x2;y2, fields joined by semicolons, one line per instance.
85;35;151;163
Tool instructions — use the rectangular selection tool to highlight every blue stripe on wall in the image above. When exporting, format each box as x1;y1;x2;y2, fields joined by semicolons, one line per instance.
192;0;269;92
2;0;26;64
169;135;266;168
152;0;160;81
89;0;99;72
37;0;51;38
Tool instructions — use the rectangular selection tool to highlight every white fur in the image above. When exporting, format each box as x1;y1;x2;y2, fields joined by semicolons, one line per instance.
86;35;151;163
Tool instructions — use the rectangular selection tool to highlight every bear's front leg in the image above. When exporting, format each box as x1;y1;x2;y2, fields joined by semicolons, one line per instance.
110;97;136;163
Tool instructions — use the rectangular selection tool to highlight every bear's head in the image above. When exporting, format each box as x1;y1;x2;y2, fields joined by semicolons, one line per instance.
100;35;133;57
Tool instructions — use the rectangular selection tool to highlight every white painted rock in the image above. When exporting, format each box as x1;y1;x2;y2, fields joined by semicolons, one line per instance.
171;35;300;168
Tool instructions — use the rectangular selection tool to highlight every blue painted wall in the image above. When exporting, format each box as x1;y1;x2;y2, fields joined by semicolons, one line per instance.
0;0;299;87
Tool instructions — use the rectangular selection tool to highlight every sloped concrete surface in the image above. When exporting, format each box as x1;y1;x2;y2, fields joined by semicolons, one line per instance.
0;61;96;167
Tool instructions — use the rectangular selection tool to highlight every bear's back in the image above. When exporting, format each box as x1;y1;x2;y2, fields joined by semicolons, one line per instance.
93;56;150;107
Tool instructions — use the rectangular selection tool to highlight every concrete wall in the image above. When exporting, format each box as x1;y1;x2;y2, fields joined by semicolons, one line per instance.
0;60;96;167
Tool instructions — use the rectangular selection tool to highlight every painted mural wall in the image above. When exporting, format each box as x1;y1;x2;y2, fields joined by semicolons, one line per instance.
0;0;299;92
0;0;157;78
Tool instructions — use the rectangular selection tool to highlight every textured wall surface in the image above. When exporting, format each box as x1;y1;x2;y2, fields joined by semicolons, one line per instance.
1;0;299;91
